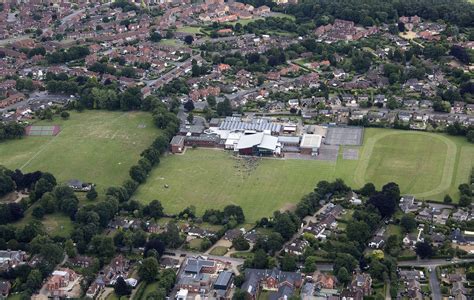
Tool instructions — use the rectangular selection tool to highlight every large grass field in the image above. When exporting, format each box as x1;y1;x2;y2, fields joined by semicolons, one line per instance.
135;128;474;222
0;111;159;191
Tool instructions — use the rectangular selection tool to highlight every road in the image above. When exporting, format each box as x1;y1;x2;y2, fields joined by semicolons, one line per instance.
143;54;201;88
397;258;474;267
429;267;441;300
398;258;474;300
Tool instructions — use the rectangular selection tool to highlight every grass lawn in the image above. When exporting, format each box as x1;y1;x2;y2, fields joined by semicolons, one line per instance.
142;282;159;299
385;224;402;237
176;26;203;34
225;17;263;26
269;12;296;20
209;246;228;256
188;238;204;250
135;128;473;222
0;111;159;191
158;39;180;46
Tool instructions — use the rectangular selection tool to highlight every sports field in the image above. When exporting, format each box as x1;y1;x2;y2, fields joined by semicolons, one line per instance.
135;128;474;222
0;111;159;190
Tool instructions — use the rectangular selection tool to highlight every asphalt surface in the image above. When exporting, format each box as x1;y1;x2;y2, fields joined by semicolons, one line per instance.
429;267;441;300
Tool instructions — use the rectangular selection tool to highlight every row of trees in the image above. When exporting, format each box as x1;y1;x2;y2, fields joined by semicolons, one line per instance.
285;0;473;28
45;46;90;64
0;122;25;143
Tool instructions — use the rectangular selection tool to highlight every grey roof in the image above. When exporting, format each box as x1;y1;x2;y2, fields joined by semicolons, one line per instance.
219;119;281;133
214;271;233;289
278;136;300;144
235;133;264;150
170;135;185;145
183;258;215;274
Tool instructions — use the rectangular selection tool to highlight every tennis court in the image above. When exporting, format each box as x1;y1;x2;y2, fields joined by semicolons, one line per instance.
325;126;364;146
25;125;61;136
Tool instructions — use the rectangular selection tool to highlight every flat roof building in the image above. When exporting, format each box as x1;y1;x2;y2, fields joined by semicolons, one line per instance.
300;134;322;155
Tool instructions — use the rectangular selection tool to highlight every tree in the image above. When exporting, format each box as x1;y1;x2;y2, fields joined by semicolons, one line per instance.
184;100;195;112
467;130;474;143
369;192;396;218
347;221;371;243
129;165;147;183
459;195;472;207
144;200;164;219
65;239;77;258
138;257;159;283
60;111;70;120
0;173;15;198
233;289;246;300
114;276;131;296
86;186;98;200
25;269;43;291
303;256;318;273
216;99;232;116
336;267;350;285
415;241;433;259
232;235;250;251
32;206;45;219
280;254;297;271
443;194;453;204
144;238;165;258
160;223;183;248
207;95;216;108
147;289;166;300
400;214;417;233
187;112;194;124
359;183;376;196
251;249;269;269
184;35;194;45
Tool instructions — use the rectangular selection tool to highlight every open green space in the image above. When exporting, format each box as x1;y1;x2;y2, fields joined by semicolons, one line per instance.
209;246;228;256
0;110;159;191
176;26;204;34
135;128;474;222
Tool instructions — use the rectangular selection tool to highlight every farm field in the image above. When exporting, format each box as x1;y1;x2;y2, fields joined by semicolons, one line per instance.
0;110;160;191
135;128;474;222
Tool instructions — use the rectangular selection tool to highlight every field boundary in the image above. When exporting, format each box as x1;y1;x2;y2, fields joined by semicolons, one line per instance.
354;130;457;199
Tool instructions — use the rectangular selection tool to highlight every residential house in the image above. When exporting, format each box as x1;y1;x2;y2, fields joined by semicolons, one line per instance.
46;268;79;298
284;239;309;256
406;279;423;300
68;256;94;268
241;268;302;300
314;272;337;289
0;250;26;271
368;236;385;249
452;209;469;222
350;273;372;296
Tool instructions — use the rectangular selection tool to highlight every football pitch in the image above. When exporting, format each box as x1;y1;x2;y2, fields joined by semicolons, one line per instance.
135;128;474;222
0;111;159;190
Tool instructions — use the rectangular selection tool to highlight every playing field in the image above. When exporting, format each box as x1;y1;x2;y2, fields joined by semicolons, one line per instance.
135;128;474;222
0;111;159;190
